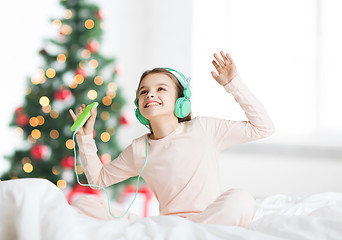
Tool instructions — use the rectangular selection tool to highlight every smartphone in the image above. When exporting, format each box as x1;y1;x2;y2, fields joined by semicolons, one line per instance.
70;102;98;132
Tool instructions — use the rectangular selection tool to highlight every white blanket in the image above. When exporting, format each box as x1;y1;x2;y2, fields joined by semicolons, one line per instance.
0;178;341;240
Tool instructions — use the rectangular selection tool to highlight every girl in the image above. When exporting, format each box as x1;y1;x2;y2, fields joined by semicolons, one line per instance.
69;51;275;228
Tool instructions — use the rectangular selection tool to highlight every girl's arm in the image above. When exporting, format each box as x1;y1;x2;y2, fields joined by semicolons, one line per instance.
75;134;137;188
69;106;137;188
198;51;275;151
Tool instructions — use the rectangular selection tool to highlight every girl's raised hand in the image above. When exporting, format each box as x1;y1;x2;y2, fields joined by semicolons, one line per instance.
69;104;97;135
211;51;237;86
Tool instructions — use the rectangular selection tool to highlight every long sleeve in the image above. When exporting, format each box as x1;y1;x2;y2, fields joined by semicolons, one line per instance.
76;134;138;188
197;75;275;152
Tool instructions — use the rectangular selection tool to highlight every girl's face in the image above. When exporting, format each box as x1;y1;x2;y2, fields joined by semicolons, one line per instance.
137;73;178;122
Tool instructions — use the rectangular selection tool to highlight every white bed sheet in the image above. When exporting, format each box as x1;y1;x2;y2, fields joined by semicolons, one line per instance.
0;178;341;240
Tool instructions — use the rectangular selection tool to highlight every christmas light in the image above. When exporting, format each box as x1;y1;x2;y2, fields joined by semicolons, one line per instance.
31;129;41;140
106;127;115;135
50;129;59;139
23;163;33;173
74;74;84;84
37;115;45;125
100;111;110;120
46;68;56;78
69;82;78;89
94;76;103;85
52;19;62;28
108;82;117;91
100;132;110;142
21;157;31;165
27;135;37;144
88;90;97;100
76;165;84;174
81;49;91;59
15;127;23;136
64;9;73;19
31;69;46;85
65;139;74;149
57;54;66;63
89;59;98;68
107;90;116;99
29;117;39;127
52;166;60;175
39;96;50;107
61;24;72;35
102;96;112;106
57;179;67;189
42;105;52;113
84;19;95;29
50;110;59;119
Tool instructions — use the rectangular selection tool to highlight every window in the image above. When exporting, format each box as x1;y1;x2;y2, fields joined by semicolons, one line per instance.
191;0;342;145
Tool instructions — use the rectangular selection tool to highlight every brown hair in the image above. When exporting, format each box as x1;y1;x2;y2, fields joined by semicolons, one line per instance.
135;68;192;133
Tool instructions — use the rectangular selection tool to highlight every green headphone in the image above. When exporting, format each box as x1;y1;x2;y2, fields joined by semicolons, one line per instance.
134;68;192;128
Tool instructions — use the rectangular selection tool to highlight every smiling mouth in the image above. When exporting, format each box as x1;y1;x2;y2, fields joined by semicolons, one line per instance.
145;102;162;108
145;103;161;108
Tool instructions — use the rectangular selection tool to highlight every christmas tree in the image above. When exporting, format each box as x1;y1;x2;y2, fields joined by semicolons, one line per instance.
1;0;132;200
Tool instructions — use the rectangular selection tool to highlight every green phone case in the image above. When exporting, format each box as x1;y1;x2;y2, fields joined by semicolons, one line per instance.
70;102;98;132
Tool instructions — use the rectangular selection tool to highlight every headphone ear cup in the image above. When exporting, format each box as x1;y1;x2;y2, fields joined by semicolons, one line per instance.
174;97;191;118
135;107;150;125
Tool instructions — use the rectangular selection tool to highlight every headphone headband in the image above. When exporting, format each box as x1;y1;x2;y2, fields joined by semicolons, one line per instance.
163;67;191;90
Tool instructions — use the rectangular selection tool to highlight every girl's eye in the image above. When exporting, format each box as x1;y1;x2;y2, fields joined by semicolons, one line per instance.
139;88;165;95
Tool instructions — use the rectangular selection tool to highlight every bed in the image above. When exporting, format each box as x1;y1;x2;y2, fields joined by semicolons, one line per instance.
0;178;341;240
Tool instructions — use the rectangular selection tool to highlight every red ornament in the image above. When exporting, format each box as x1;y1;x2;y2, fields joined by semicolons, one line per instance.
54;88;72;101
75;68;87;78
85;40;99;53
16;113;29;127
95;10;103;20
119;115;131;125
15;107;24;115
114;66;123;75
30;144;50;161
67;184;101;204
61;156;75;169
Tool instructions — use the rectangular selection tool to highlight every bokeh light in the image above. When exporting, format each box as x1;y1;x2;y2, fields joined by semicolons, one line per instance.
100;132;110;142
46;68;56;78
66;139;75;149
65;9;73;19
57;54;66;63
100;111;110;120
88;90;97;100
82;49;91;59
50;129;59;139
102;96;112;106
50;110;59;119
57;180;67;189
29;117;39;127
39;96;50;107
94;76;103;85
31;129;41;140
23;163;33;173
74;74;84;84
61;24;72;35
89;59;98;68
85;19;95;29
